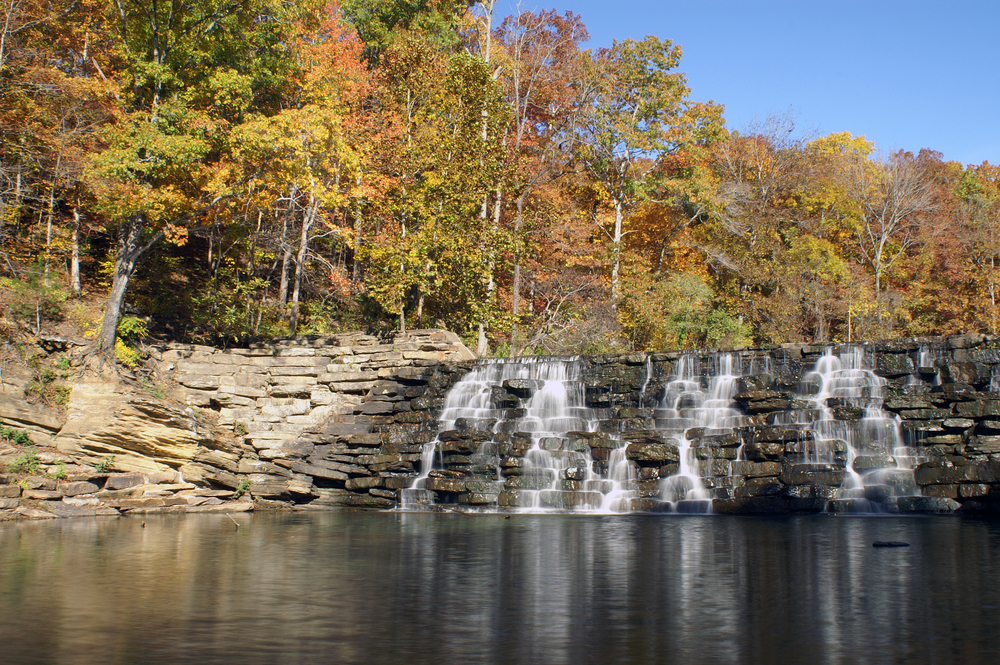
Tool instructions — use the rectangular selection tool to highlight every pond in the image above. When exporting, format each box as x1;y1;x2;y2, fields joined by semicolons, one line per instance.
1;512;999;664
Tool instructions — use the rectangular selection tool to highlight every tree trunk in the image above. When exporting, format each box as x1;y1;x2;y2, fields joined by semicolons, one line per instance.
45;188;54;278
97;214;145;358
510;194;527;356
289;198;316;335
278;248;292;307
70;207;81;294
353;175;363;282
278;185;296;307
612;200;623;301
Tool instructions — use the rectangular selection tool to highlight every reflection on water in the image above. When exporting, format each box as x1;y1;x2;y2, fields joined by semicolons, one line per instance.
1;512;999;664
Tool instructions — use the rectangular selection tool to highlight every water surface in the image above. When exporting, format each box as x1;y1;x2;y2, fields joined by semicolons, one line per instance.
1;512;998;664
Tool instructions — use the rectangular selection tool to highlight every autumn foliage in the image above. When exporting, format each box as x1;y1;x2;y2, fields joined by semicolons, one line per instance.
0;0;996;358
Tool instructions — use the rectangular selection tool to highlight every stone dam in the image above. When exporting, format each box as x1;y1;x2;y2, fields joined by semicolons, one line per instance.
5;330;1000;516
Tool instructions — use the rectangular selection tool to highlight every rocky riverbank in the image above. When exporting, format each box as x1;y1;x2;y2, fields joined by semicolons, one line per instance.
0;329;474;519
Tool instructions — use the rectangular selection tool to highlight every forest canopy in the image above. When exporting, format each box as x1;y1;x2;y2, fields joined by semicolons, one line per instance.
1;0;996;360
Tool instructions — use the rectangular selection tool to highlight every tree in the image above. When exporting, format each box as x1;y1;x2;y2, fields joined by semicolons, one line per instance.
358;25;509;337
955;162;1000;333
88;0;302;361
844;149;937;333
573;35;723;301
343;0;472;64
234;3;370;334
494;8;589;354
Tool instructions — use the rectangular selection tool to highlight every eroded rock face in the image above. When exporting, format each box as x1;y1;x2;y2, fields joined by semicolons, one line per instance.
55;383;238;474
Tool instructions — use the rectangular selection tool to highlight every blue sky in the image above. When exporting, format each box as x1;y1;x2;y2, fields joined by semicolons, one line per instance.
496;0;999;166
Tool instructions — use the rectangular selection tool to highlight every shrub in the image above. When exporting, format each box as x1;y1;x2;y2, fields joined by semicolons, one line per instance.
94;455;115;473
8;448;41;474
0;426;32;446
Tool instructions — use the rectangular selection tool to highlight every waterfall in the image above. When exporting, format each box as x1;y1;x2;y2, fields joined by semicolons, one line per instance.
399;345;927;514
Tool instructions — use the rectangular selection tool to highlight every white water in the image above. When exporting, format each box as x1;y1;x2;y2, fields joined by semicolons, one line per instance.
797;347;918;511
402;347;923;514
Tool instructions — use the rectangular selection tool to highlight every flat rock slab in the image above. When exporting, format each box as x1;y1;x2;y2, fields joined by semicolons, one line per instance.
13;506;59;519
61;481;100;497
41;501;121;518
124;501;253;515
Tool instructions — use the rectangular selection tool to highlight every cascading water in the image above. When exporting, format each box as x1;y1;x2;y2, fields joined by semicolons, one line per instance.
399;360;513;508
795;347;918;512
400;345;928;514
653;354;754;512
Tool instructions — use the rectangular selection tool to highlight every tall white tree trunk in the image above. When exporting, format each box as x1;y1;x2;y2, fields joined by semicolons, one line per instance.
70;206;81;294
289;197;317;335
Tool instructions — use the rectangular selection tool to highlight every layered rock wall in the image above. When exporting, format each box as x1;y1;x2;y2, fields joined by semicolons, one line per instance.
6;331;1000;517
408;335;1000;514
150;329;475;508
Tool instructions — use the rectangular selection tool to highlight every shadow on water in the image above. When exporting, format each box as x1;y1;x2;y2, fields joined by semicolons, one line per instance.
1;513;999;664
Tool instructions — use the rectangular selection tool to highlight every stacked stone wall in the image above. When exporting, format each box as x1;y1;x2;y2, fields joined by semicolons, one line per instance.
152;329;474;508
417;334;1000;514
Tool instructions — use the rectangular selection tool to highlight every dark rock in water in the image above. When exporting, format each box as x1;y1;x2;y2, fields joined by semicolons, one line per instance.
832;405;865;421
502;379;542;398
738;375;773;393
743;441;785;462
872;541;910;548
712;496;790;514
876;354;916;377
780;465;846;487
885;496;962;513
490;386;519;409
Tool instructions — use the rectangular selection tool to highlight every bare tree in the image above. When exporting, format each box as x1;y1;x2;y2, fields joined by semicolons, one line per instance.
846;150;937;329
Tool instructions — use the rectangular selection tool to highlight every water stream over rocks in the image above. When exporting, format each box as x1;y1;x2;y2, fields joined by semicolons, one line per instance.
401;343;974;514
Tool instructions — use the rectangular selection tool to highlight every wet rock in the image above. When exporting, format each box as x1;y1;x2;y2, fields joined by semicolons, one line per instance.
733;481;782;498
738;375;773;392
852;455;895;472
625;443;680;463
934;383;978;401
424;477;467;493
885;496;961;513
898;408;952;420
922;484;960;499
967;436;1000;454
959;483;991;498
914;461;1000;485
885;396;933;411
941;363;980;385
734;390;792;414
505;473;555;491
502;379;542;399
712;497;790;514
875;354;916;377
780;464;846;486
743;442;785;462
955;400;1000;419
832;406;865;421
